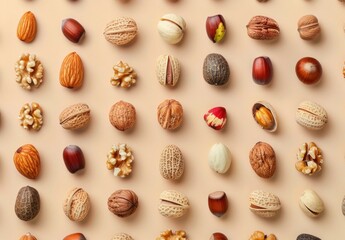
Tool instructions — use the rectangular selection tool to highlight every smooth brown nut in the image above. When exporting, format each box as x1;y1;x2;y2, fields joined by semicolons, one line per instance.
60;52;84;89
156;55;181;87
158;190;190;218
157;99;183;130
203;53;230;86
59;103;91;130
246;15;280;40
108;189;138;217
249;142;276;178
62;18;85;43
297;234;321;240
17;11;37;43
295;57;322;85
209;232;228;240
157;13;186;44
109;101;136;131
15;186;40;221
160;145;184;181
13;144;40;179
249;231;277;240
249;190;281;218
63;187;91;222
63;233;87;240
63;145;85;174
296;142;323;175
296;100;327;130
298;15;320;40
104;17;138;46
112;233;134;240
299;189;324;218
208;191;228;217
156;230;187;240
252;101;278;132
252;56;273;85
19;232;37;240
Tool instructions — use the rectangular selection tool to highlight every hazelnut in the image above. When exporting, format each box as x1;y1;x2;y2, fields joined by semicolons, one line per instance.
61;18;85;43
206;15;226;43
63;145;85;174
295;57;322;85
210;233;228;240
252;56;273;85
208;191;228;217
108;189;138;217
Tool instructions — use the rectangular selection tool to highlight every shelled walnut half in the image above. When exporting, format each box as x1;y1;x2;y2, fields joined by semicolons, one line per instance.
110;61;137;88
19;102;43;131
106;143;134;177
295;142;323;175
15;53;43;90
156;230;187;240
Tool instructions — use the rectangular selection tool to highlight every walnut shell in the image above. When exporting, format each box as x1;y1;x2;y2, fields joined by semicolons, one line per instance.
159;145;184;180
15;186;40;221
108;189;138;217
19;233;37;240
112;233;134;240
203;53;230;86
63;187;91;222
109;101;136;131
59;52;84;89
157;99;183;130
59;103;91;130
13;144;40;179
297;15;320;40
104;17;138;46
249;142;276;178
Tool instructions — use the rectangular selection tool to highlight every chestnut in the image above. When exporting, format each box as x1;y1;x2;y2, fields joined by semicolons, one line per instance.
210;232;228;240
295;57;322;85
208;191;228;217
206;14;226;43
252;56;273;85
63;145;85;173
61;18;85;43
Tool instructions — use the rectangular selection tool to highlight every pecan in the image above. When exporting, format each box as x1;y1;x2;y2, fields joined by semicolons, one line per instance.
246;15;280;40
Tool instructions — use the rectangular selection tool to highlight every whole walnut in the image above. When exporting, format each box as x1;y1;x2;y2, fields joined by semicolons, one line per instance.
109;101;136;131
249;142;276;178
157;99;183;130
108;189;138;217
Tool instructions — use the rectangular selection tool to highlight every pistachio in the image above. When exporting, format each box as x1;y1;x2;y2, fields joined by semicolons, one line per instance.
249;190;281;218
299;189;324;218
252;101;277;132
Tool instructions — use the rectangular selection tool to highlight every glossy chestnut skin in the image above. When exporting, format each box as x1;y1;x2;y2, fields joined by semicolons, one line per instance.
252;56;273;85
63;233;86;240
63;145;85;173
206;15;226;43
208;191;228;217
295;57;322;85
61;18;85;43
210;232;228;240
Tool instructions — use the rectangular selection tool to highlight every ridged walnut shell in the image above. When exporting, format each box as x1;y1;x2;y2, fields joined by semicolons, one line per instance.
109;101;136;131
63;187;91;222
158;190;190;218
157;99;183;130
17;11;37;43
19;233;37;240
296;100;327;130
252;101;278;132
15;186;40;221
108;189;138;217
249;142;276;178
249;189;281;218
156;54;181;87
59;52;84;89
159;145;184;180
59;103;91;130
297;15;320;40
13;144;40;179
203;53;230;86
111;233;134;240
104;17;138;46
299;189;324;218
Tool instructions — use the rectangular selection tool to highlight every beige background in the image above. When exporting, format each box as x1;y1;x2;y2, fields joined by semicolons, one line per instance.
1;0;345;239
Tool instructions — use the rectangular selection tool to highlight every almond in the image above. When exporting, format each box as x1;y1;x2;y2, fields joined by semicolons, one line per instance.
17;11;37;43
13;144;41;179
60;52;84;89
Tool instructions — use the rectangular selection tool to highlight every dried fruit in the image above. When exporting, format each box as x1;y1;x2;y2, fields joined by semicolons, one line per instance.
109;101;136;131
157;99;183;130
108;189;138;217
297;15;320;40
156;230;187;240
252;56;273;85
206;14;226;43
295;142;323;175
295;57;322;85
208;143;231;174
296;100;327;130
249;142;276;178
15;53;43;90
111;233;134;240
249;190;281;218
160;145;184;180
59;103;91;130
19;233;37;240
59;52;84;89
203;53;230;86
246;15;280;40
13;144;40;179
158;190;189;218
63;233;87;240
63;187;91;222
208;191;228;217
15;186;40;221
204;106;227;130
249;231;277;240
252;101;278;132
299;189;324;218
17;11;37;43
19;102;43;131
157;13;186;44
111;61;137;88
63;145;85;173
104;17;138;46
61;18;85;43
106;143;134;177
156;54;181;87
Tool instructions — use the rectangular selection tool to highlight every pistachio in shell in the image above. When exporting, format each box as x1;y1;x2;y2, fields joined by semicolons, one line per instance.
252;101;278;132
299;189;324;218
203;53;230;86
15;186;40;221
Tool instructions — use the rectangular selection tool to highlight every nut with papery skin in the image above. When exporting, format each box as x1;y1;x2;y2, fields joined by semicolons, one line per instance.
249;231;277;240
13;144;40;179
63;233;87;240
108;189;138;217
204;107;227;130
61;18;85;43
104;17;138;46
17;11;37;43
63;145;85;173
15;186;40;221
63;187;91;222
15;53;44;90
112;233;134;240
157;99;183;130
106;143;134;177
157;13;186;44
208;143;231;174
249;190;281;218
109;101;136;131
208;191;228;217
206;14;226;43
59;103;91;130
159;145;184;180
156;54;181;87
60;52;84;89
158;190;189;218
19;232;37;240
156;230;187;240
296;100;327;130
249;142;276;178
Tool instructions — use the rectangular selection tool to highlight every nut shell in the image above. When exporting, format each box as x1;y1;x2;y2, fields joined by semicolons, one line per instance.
112;233;134;240
63;233;87;240
208;191;228;217
252;56;273;85
63;187;91;222
60;52;84;89
246;15;280;40
296;100;327;130
159;145;184;180
109;101;136;131
156;55;181;87
297;234;321;240
108;189;138;217
295;57;322;85
15;186;40;221
17;11;37;43
104;17;138;46
157;99;183;130
61;18;85;43
158;190;189;218
63;145;86;174
13;144;40;179
208;143;231;174
203;53;230;86
298;15;320;40
299;189;324;218
252;101;278;132
249;142;276;178
249;190;281;218
59;103;91;130
157;13;186;44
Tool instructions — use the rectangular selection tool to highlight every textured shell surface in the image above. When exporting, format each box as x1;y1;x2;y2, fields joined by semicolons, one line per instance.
19;233;38;240
15;186;40;221
13;144;40;179
108;189;138;217
159;145;184;180
296;100;327;130
109;101;136;131
299;189;324;217
157;99;183;130
156;54;181;86
203;53;230;86
104;17;138;46
63;187;90;221
208;143;231;174
249;141;276;178
111;233;134;240
297;233;321;240
17;11;37;43
159;190;189;218
249;190;281;217
59;52;84;89
59;103;91;130
246;15;280;40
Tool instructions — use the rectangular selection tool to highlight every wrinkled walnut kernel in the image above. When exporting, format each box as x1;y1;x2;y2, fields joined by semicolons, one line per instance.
111;61;137;88
19;102;43;131
106;143;134;177
156;230;187;240
296;142;323;175
15;53;43;90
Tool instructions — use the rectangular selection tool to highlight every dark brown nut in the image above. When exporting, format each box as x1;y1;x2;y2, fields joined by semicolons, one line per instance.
156;55;181;87
210;232;228;240
252;56;273;85
206;14;226;43
63;145;85;173
59;103;91;130
203;53;230;86
108;189;138;217
61;18;85;43
295;57;322;85
208;191;228;217
249;142;276;178
63;233;87;240
15;186;40;221
104;17;138;46
296;233;321;240
298;15;320;40
109;101;136;131
295;142;323;175
246;15;280;40
157;99;183;130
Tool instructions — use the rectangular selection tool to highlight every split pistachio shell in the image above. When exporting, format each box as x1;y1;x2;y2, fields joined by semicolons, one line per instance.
208;143;231;174
157;13;186;44
299;189;324;217
156;55;181;87
252;101;278;132
158;190;189;218
249;190;281;218
296;101;327;130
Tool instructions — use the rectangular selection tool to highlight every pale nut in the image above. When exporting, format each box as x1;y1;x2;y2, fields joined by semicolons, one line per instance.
111;233;134;240
252;101;278;132
109;101;136;131
299;189;324;218
111;61;137;88
59;103;91;130
295;142;323;175
159;145;184;181
106;143;134;177
15;53;44;90
158;190;189;218
18;102;43;131
208;143;231;174
158;13;186;44
13;144;41;179
59;52;84;89
296;100;328;130
249;190;281;218
297;15;320;40
17;11;37;43
156;54;181;87
63;187;91;222
104;17;138;46
249;142;276;178
249;231;277;240
156;230;187;240
157;99;183;130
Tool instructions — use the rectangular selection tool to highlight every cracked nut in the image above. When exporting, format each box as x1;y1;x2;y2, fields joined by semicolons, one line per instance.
158;190;189;218
19;102;43;131
296;100;327;130
108;189;138;217
59;103;91;130
297;234;321;240
112;233;134;240
156;54;181;87
63;233;87;240
17;11;37;43
208;191;228;217
203;53;230;86
111;61;137;88
299;189;324;218
249;190;281;218
106;143;134;178
249;231;277;240
160;145;184;181
158;13;186;44
208;143;231;174
63;187;91;222
13;144;40;179
246;15;280;40
249;142;276;178
298;15;320;40
252;101;277;132
156;230;187;240
60;52;84;89
109;101;136;131
296;142;323;175
204;107;227;130
104;17;138;46
157;99;183;130
15;53;44;90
